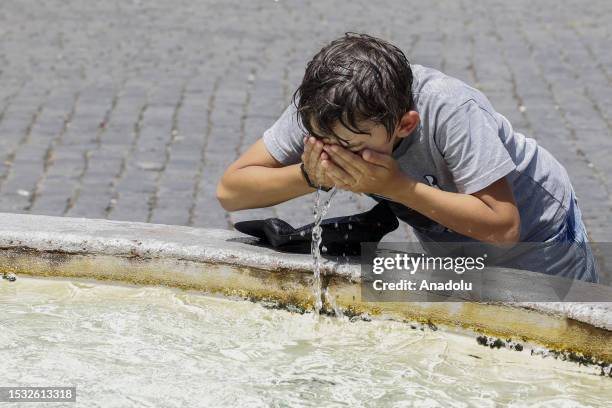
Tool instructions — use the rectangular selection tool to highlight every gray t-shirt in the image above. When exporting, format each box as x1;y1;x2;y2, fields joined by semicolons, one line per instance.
263;63;574;243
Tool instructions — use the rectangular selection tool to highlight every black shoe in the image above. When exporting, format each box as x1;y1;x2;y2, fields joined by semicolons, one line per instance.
233;201;399;256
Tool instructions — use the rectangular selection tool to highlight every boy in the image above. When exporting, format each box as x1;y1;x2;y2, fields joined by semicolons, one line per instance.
217;32;599;283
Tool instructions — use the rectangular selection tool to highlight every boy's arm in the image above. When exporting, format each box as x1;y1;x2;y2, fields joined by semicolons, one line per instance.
386;172;520;247
322;146;520;247
216;138;315;211
218;101;334;211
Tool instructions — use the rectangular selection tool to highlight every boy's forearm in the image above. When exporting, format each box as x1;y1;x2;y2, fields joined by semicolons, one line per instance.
384;175;517;246
217;163;315;211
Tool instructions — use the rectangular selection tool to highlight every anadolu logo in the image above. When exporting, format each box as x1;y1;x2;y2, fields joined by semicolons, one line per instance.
424;175;441;190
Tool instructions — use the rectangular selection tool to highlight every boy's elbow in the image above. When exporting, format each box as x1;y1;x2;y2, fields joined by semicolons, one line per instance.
216;180;239;212
500;224;520;246
494;213;521;248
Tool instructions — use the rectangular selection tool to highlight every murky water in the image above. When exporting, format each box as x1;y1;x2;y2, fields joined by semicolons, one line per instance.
1;277;611;408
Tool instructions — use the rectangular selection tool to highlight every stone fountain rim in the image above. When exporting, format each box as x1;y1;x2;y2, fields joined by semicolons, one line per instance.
0;211;610;332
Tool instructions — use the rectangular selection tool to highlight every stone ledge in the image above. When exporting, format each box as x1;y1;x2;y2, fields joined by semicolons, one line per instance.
0;212;358;280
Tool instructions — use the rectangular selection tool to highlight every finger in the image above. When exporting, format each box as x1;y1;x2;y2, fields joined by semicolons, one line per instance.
320;157;336;187
309;139;325;171
315;151;331;186
323;171;335;188
322;159;356;186
326;169;351;190
323;144;369;175
361;149;392;168
315;154;327;186
302;136;313;162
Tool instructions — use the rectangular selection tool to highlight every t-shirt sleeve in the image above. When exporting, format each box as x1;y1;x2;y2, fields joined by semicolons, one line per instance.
262;102;306;166
436;100;516;194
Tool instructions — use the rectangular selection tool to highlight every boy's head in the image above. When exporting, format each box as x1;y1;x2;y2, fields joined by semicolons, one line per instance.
293;32;419;155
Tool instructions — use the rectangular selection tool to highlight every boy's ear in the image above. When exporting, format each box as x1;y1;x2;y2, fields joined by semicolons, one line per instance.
396;110;420;138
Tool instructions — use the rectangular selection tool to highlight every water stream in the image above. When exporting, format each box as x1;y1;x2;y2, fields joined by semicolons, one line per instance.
310;187;340;317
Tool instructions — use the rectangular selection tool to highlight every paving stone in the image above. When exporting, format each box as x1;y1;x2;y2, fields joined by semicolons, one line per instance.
0;0;609;284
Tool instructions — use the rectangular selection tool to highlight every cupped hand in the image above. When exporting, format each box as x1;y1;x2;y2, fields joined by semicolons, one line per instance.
301;136;335;190
321;144;404;196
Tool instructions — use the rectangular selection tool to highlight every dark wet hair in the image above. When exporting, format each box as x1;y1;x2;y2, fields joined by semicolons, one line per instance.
292;32;414;142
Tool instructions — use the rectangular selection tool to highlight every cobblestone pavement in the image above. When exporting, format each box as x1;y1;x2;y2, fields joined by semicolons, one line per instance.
0;0;610;283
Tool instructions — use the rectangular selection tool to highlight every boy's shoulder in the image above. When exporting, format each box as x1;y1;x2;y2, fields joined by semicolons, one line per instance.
410;64;495;117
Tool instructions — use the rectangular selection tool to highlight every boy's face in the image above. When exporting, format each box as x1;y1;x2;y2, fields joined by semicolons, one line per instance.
309;110;419;156
312;120;394;156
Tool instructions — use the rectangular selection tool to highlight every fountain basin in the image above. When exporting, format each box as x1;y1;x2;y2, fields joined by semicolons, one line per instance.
0;212;611;364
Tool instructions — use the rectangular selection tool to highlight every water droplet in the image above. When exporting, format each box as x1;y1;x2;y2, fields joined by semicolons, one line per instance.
299;230;305;237
348;224;353;230
321;245;327;253
334;222;339;228
344;233;349;240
